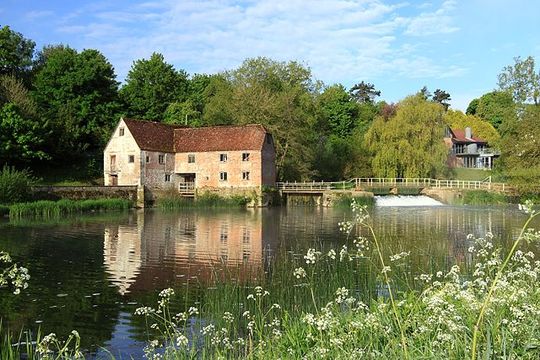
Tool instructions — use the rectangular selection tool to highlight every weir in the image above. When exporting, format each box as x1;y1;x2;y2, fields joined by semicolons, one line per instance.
375;195;445;207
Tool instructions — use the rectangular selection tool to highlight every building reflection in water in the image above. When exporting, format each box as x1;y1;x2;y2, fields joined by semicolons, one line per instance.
103;209;274;296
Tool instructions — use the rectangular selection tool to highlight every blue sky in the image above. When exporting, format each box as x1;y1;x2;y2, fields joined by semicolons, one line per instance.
1;0;539;110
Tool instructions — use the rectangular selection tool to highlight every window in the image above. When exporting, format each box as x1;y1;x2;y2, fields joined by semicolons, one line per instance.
146;155;150;163
119;128;124;136
220;153;228;162
242;153;250;161
165;174;171;182
242;171;250;180
188;154;195;163
128;155;135;163
158;154;165;164
219;172;228;181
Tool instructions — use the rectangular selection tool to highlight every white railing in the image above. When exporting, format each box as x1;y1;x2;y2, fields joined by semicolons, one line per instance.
277;178;509;192
178;182;195;192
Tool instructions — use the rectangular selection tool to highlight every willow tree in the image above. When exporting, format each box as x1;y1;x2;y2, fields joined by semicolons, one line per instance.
365;95;448;178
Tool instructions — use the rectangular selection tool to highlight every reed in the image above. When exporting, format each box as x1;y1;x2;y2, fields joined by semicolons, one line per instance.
8;198;132;218
158;192;251;209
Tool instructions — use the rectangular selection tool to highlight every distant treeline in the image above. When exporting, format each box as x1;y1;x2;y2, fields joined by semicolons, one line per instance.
0;25;538;192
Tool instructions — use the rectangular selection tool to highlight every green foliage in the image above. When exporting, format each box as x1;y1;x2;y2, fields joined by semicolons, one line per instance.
366;95;448;178
158;192;251;209
444;109;500;145
32;46;120;158
498;106;540;194
498;55;540;105
0;165;35;204
475;91;516;132
8;198;131;218
163;99;201;126
332;194;374;207
0;25;35;79
466;98;479;115
461;190;508;205
317;84;358;137
349;81;380;104
432;88;451;110
120;52;188;121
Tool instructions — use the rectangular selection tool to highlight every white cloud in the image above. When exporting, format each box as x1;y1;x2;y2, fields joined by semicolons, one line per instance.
404;0;459;36
49;0;466;85
25;10;54;20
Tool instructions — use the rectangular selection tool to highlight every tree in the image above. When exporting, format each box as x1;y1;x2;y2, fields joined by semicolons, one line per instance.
0;26;35;79
365;95;448;178
474;91;516;133
163;100;201;126
444;110;500;145
466;98;479;115
32;46;120;158
418;86;431;100
349;81;380;104
120;53;188;120
498;106;540;193
498;56;540;105
317;84;358;138
0;103;48;163
432;89;451;110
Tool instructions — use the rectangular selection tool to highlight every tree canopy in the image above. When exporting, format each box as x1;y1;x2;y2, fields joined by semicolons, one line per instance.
120;52;188;121
349;81;380;104
366;95;448;178
444;109;500;145
0;25;35;79
498;56;540;106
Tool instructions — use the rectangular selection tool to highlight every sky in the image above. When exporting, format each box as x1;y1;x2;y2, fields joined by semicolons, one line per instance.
1;0;539;110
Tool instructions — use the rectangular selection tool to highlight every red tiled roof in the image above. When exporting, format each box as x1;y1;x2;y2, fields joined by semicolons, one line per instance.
174;124;268;152
123;118;182;152
122;118;269;153
450;128;487;144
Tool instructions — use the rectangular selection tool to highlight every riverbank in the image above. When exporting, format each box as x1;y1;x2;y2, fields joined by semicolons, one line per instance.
7;198;132;218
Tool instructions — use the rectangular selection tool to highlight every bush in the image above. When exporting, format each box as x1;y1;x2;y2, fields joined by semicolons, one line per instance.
0;165;35;204
158;192;251;209
8;198;131;218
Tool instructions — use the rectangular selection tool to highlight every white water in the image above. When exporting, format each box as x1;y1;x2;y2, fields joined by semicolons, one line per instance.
375;195;445;207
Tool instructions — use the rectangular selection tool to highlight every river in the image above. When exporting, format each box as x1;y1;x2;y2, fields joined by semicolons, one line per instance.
0;202;538;358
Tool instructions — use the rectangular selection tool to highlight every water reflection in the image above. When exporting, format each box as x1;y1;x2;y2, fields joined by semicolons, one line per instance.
103;209;276;295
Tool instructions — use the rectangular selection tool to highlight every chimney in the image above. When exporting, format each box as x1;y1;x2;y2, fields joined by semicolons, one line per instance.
465;127;472;139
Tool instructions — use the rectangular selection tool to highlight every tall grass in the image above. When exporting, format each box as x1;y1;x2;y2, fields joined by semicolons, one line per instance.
0;165;36;204
9;198;132;218
332;194;375;207
158;192;251;209
461;190;508;205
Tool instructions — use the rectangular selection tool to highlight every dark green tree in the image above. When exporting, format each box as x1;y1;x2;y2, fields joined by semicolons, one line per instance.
349;81;380;104
32;46;120;158
432;89;451;110
418;86;431;100
0;25;35;80
466;98;479;115
120;53;189;120
475;91;516;133
317;84;358;138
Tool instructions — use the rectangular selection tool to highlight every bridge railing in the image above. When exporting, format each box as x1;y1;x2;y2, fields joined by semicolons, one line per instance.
277;178;509;192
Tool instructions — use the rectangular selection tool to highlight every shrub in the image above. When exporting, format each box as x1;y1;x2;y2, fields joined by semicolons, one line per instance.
0;165;36;204
461;190;508;205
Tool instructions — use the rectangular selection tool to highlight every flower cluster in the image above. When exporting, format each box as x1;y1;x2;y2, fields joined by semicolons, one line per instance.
0;251;31;295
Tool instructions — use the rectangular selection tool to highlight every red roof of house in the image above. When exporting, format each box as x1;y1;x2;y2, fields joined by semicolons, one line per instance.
122;118;269;153
450;128;487;144
174;124;268;152
123;118;180;152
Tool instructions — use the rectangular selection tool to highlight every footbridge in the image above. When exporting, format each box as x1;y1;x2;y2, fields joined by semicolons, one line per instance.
277;177;511;194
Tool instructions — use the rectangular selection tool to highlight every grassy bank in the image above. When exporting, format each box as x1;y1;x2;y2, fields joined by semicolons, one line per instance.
158;192;252;209
460;190;509;205
8;198;132;218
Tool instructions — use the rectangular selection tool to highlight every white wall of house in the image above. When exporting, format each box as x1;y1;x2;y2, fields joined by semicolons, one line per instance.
103;119;142;186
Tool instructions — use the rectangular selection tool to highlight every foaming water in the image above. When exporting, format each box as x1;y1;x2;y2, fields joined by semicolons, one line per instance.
375;195;444;207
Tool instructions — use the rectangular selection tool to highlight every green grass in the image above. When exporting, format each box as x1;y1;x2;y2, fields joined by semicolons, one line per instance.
333;194;375;207
461;190;508;205
452;168;493;181
0;165;36;204
8;198;132;218
158;192;252;209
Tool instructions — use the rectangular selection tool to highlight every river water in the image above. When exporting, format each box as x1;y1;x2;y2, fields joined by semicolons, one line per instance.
0;202;538;358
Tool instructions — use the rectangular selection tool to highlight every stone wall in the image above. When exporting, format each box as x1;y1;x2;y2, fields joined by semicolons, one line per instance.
31;185;139;203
